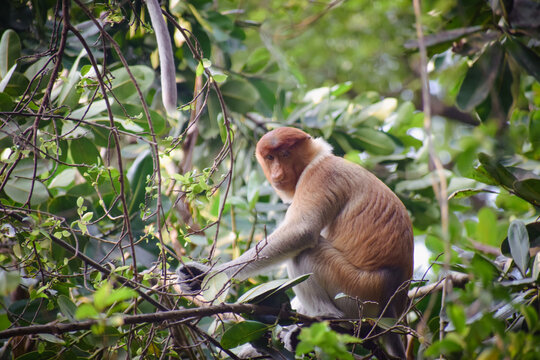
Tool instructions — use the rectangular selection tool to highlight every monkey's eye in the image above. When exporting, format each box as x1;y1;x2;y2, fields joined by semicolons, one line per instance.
265;154;274;161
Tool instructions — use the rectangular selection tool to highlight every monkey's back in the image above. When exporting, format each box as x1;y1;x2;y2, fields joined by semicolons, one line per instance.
300;155;414;277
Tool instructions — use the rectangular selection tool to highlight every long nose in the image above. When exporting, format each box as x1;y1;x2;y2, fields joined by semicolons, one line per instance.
270;163;284;182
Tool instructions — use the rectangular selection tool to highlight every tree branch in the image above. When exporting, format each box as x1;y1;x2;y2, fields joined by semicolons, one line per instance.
0;304;314;339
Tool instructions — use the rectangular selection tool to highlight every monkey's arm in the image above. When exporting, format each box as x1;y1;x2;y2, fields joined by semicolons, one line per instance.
215;167;343;280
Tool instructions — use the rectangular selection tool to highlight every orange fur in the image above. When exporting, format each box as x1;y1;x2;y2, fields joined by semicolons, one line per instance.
255;127;414;356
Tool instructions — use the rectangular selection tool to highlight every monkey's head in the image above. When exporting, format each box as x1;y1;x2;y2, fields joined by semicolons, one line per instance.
255;127;318;200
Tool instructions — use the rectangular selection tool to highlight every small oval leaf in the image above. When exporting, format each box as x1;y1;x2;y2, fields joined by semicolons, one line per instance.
508;220;530;276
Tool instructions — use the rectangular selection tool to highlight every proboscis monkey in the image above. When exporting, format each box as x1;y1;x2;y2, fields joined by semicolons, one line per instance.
178;127;414;358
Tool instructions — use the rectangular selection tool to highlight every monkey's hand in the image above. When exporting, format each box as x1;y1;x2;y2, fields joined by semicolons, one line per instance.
176;262;210;295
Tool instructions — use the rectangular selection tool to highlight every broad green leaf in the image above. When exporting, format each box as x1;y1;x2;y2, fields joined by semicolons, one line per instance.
507;220;530;276
4;178;49;205
57;49;86;109
57;295;77;321
513;179;540;207
477;153;516;189
350;128;395;155
49;168;78;188
2;71;29;97
127;150;153;214
505;35;540;82
69;137;102;171
10;157;50;178
501;222;540;257
0;92;14;112
243;47;271;73
220;78;259;114
456;43;502;111
38;333;65;345
70;99;108;120
0;29;21;78
109;65;154;102
220;321;268;349
110;103;167;135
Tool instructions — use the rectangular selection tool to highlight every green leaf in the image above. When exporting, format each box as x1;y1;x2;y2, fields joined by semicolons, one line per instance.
212;73;227;83
521;305;539;332
220;78;259;114
243;47;271;73
2;71;29;97
507;220;530;276
109;65;154;102
513;179;540;207
447;304;467;335
350;128;395;155
477;153;516;189
196;61;204;77
425;336;464;357
220;321;268;349
4;178;49;205
127;150;153;214
57;295;77;321
38;333;65;345
456;43;503;111
69;137;102;169
0;29;21;78
10;157;50;178
81;212;93;222
49;168;78;188
57;49;86;109
448;188;490;200
216;112;227;143
505;35;540;82
330;81;353;97
75;303;99;319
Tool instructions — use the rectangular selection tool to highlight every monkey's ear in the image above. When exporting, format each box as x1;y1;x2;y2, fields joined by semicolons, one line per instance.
176;262;210;294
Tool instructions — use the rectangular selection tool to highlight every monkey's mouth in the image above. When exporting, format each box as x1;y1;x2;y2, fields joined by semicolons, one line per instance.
272;181;287;189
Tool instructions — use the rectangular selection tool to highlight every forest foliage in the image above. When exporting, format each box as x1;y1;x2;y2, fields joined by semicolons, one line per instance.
0;0;539;359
